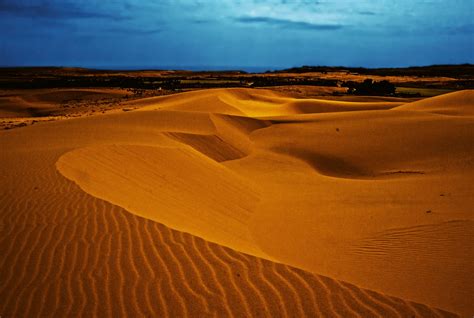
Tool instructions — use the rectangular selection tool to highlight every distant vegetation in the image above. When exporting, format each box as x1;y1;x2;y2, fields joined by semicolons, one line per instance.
0;64;472;94
344;79;396;96
275;64;474;79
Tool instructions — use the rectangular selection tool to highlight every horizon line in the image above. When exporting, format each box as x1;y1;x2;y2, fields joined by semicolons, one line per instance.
0;63;472;73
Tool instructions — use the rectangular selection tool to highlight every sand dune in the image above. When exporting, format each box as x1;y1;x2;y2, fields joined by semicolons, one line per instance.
57;144;265;257
0;95;56;117
394;90;474;116
0;89;133;129
1;88;472;316
126;88;403;117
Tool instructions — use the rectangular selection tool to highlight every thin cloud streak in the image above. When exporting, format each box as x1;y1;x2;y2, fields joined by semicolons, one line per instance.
234;16;344;30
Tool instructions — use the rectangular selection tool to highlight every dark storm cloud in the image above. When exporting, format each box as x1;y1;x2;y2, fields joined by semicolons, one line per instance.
0;0;127;20
234;16;344;30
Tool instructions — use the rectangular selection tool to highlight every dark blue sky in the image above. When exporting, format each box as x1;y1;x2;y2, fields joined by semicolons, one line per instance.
1;0;473;69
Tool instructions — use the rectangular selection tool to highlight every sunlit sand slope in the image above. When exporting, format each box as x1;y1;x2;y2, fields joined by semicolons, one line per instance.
0;163;455;317
125;88;403;116
238;111;473;315
394;90;474;116
1;88;472;317
57;144;265;257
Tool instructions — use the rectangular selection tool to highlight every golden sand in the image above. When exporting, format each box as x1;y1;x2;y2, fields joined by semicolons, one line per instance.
1;88;472;316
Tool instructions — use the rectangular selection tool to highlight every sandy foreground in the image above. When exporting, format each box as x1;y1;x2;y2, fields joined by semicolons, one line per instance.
0;88;472;317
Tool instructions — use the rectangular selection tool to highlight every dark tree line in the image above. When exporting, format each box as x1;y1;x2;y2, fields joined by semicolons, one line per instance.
343;79;396;96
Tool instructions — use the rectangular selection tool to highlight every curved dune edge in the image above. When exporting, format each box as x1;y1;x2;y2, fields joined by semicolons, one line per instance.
56;144;267;258
268;148;429;180
54;145;460;318
164;113;271;162
1;160;459;318
3;87;472;316
125;87;403;117
55;89;473;316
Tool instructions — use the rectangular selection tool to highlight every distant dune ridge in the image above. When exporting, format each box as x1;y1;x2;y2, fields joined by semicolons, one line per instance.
1;88;473;317
0;88;130;118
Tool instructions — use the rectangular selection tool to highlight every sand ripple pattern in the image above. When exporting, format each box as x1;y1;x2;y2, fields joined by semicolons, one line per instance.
0;150;458;317
352;220;474;258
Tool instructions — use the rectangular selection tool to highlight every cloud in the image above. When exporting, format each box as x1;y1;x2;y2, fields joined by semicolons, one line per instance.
358;11;376;16
278;0;321;9
0;0;127;20
234;16;344;30
102;27;163;36
191;19;213;25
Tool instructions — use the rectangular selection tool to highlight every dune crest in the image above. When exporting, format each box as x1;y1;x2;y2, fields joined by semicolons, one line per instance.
56;144;266;257
2;87;472;316
394;90;474;116
126;87;403;117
